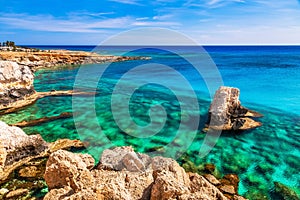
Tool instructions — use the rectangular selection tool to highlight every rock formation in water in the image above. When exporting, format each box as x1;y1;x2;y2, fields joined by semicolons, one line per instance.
0;61;35;107
205;86;262;131
44;146;247;200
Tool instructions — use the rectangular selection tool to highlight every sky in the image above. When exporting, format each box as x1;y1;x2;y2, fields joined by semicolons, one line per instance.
0;0;300;45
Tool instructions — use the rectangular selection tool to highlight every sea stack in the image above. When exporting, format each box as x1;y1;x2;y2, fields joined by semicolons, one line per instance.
205;86;262;131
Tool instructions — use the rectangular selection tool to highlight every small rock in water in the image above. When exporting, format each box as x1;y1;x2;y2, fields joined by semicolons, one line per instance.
205;86;263;131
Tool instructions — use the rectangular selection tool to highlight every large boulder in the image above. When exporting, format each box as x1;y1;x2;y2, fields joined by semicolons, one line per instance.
0;121;48;173
0;61;35;107
205;86;262;131
44;150;95;191
44;147;233;200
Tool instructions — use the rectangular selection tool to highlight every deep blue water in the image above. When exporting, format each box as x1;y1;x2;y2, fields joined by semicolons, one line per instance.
3;45;300;199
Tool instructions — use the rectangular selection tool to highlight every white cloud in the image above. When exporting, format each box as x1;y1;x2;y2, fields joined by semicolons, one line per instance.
109;0;142;5
0;13;133;33
0;13;181;33
153;14;174;20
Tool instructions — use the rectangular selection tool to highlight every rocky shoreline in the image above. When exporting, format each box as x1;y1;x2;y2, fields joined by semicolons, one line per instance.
0;49;149;71
0;47;148;114
1;48;298;200
0;121;247;200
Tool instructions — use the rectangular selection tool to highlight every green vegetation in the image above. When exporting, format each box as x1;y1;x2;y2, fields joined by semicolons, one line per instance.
0;41;16;47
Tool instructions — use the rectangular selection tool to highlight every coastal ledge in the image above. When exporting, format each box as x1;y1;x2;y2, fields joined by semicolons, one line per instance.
0;90;95;115
0;49;150;71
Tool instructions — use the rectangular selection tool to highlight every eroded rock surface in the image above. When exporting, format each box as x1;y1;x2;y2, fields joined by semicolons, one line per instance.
44;147;237;200
206;86;262;131
0;121;88;199
0;61;35;107
0;50;150;71
0;121;48;172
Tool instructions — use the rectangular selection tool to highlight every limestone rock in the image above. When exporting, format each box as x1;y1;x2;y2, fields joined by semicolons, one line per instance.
49;138;85;153
45;146;234;200
5;188;29;199
0;121;48;171
99;146;151;172
44;186;75;200
220;185;236;195
205;86;262;131
44;150;95;191
151;170;190;200
0;61;35;107
18;166;40;178
204;174;221;185
188;173;227;199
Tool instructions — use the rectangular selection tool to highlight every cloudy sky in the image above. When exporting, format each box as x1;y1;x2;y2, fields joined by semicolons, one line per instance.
0;0;300;45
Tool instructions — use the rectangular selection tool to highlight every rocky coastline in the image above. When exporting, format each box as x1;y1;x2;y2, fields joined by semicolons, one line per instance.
0;47;147;113
0;49;149;71
1;48;298;200
0;121;248;200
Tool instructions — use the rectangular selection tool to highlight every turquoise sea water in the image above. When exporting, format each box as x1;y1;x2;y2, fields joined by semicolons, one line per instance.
1;46;300;199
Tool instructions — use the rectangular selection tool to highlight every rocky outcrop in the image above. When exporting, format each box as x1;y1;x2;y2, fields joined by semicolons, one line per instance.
205;86;262;131
0;121;88;199
44;146;246;200
0;50;150;71
0;61;35;108
0;121;48;173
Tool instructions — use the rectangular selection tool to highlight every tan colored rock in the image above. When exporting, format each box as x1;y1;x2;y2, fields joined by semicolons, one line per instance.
44;147;234;200
5;188;29;199
204;174;221;185
220;185;236;195
99;146;151;172
44;186;74;200
151;170;190;200
188;173;228;199
44;150;95;191
205;86;262;131
152;156;190;186
18;166;40;178
93;170;153;200
0;121;48;171
0;61;35;106
221;174;240;193
49;138;85;153
233;195;248;200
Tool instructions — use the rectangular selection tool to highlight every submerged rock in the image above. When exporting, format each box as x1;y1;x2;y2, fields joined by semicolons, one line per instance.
44;147;231;200
0;61;35;108
273;182;299;200
205;86;262;131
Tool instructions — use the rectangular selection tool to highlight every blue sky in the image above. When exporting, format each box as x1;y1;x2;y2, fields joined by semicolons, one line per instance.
0;0;300;45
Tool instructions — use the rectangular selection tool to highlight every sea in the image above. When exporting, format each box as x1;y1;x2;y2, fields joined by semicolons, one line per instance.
0;45;299;199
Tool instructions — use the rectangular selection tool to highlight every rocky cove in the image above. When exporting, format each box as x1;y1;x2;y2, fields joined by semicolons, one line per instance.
0;49;299;200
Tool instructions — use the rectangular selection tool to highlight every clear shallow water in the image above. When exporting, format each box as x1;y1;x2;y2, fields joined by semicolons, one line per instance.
1;46;300;199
